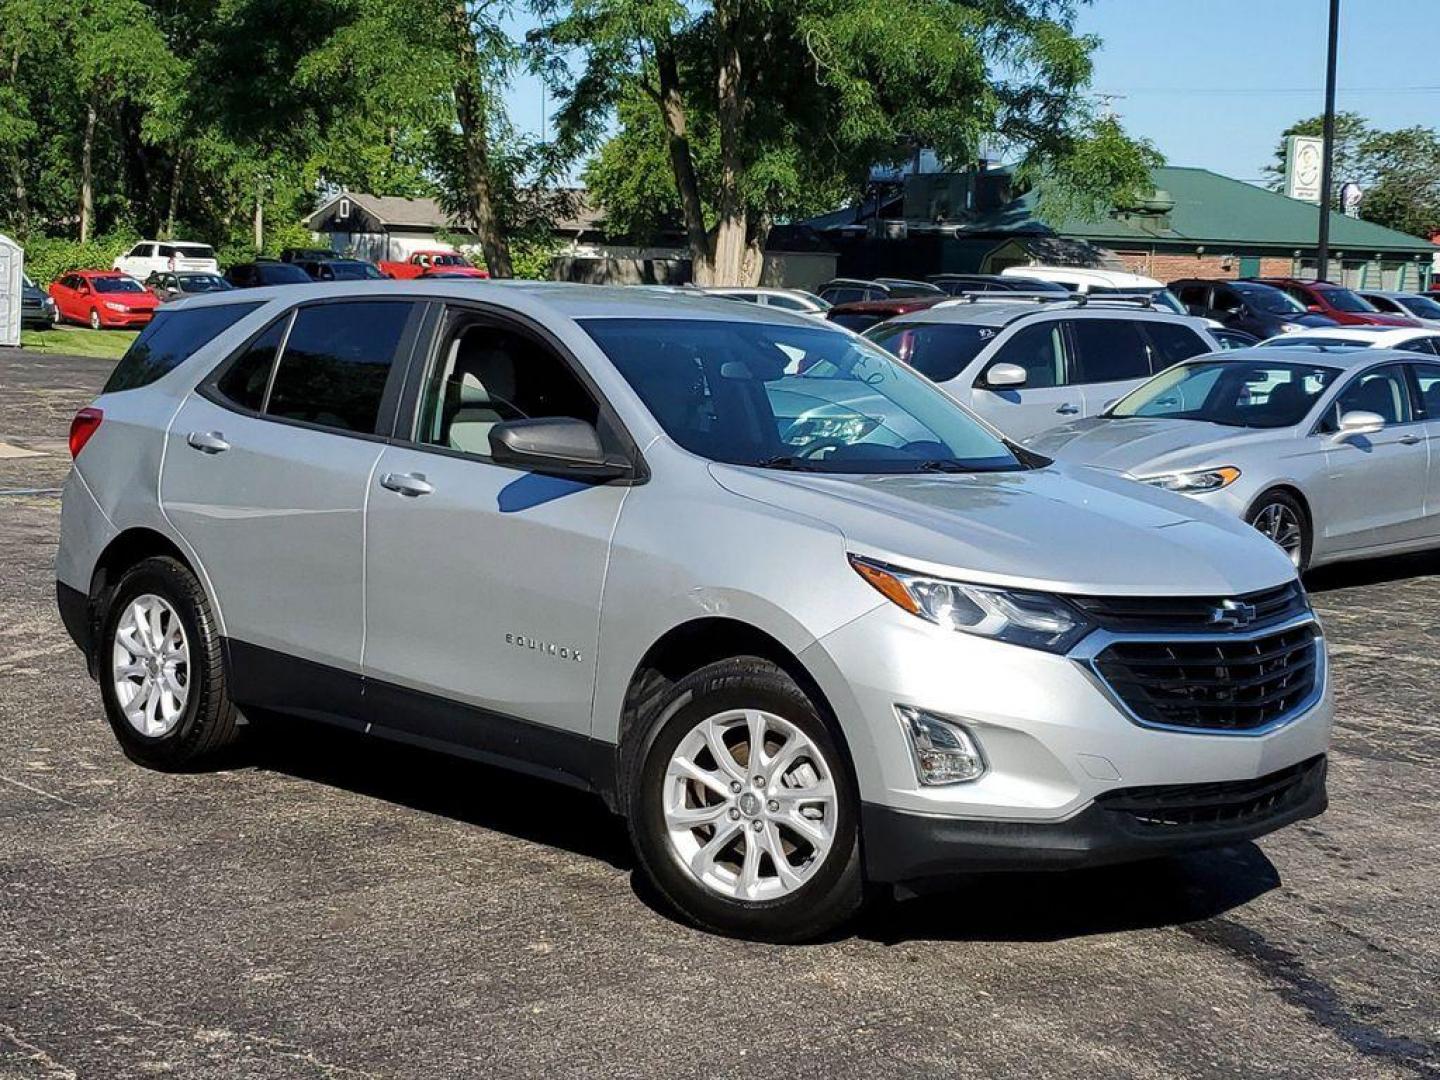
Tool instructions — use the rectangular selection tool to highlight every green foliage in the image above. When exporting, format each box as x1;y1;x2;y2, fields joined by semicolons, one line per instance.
19;231;141;286
1020;117;1165;226
509;238;563;279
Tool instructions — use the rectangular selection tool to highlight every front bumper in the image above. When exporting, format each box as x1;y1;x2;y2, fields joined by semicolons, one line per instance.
863;754;1327;882
99;310;154;328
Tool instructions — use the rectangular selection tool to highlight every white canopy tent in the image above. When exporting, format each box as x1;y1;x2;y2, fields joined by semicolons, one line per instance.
0;234;22;347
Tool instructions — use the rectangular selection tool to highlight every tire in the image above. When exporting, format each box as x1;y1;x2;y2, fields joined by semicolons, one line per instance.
624;657;863;942
1247;489;1312;571
88;308;102;331
97;556;242;769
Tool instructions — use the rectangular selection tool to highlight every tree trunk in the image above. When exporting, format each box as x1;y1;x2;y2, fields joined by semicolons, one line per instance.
253;181;264;252
654;38;715;283
449;1;512;278
79;97;97;243
709;0;755;285
164;151;185;238
6;47;27;233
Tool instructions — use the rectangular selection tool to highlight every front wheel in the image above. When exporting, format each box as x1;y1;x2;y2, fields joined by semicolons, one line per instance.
1247;489;1311;571
624;657;862;942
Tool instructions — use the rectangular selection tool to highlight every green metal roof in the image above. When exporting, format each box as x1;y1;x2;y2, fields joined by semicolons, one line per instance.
1039;166;1436;255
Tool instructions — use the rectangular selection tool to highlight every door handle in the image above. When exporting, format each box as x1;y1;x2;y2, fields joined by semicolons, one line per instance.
1398;434;1424;445
380;472;434;497
186;431;230;454
1055;403;1080;415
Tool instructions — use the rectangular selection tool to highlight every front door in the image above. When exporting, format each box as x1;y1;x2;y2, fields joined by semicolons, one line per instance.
160;298;421;701
1314;363;1432;550
361;309;631;775
968;320;1084;438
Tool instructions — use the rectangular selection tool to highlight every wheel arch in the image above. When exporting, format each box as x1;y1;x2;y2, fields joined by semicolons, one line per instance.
1246;482;1314;531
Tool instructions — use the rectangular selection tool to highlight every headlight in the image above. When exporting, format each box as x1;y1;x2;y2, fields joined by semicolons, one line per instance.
1140;466;1241;493
849;555;1091;652
103;301;128;312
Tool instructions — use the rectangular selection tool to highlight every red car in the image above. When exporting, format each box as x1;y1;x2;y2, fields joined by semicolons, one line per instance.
1248;277;1420;328
825;296;949;333
49;270;159;329
378;250;488;279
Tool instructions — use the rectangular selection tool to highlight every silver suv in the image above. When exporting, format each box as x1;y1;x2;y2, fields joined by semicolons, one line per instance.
56;283;1331;941
865;298;1217;439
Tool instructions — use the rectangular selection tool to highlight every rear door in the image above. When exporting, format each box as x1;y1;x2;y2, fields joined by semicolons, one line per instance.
1065;317;1162;414
161;297;425;707
1407;361;1440;529
968;318;1082;437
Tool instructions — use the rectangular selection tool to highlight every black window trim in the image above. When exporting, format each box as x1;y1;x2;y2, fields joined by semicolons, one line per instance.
198;296;427;445
390;301;650;484
972;316;1074;390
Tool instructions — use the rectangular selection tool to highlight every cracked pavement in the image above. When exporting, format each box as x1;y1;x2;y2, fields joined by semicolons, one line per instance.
1;346;1437;1079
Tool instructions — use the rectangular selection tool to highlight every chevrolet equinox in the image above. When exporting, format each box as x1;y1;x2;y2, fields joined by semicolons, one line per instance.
56;282;1332;941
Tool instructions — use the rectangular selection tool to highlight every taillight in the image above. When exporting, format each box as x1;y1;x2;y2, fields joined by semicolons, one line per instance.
69;407;103;459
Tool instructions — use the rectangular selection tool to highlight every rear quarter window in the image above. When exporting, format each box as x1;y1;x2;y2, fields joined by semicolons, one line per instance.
103;303;264;393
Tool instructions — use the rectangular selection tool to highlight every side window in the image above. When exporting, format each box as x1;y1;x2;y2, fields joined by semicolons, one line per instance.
415;318;600;458
1399;338;1439;356
1412;364;1440;419
1067;319;1152;384
1322;364;1414;431
826;287;861;304
1213;288;1243;313
214;316;289;411
1141;321;1210;369
1367;295;1403;314
104;303;263;393
1282;285;1312;307
158;244;176;259
266;302;416;433
1176;284;1207;308
766;294;805;311
985;321;1066;388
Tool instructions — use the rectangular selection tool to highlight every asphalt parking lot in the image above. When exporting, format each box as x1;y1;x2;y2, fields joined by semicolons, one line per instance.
1;345;1438;1080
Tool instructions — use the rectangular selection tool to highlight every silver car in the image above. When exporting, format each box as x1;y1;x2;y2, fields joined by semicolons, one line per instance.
56;283;1330;941
1029;345;1440;570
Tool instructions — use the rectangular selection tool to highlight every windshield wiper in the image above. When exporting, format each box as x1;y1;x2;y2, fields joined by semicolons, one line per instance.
915;459;972;473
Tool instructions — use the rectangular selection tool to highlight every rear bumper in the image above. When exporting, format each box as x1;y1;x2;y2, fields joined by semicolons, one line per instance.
862;754;1327;883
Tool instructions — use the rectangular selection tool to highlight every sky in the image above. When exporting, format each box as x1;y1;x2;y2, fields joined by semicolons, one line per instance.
501;0;1440;186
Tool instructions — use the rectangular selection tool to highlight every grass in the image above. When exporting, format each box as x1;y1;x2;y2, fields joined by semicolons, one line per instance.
20;325;138;360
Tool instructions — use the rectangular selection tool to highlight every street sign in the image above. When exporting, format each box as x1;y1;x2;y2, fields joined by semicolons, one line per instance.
1285;135;1325;204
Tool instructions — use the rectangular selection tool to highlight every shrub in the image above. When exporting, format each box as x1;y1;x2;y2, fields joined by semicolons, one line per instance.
19;232;140;286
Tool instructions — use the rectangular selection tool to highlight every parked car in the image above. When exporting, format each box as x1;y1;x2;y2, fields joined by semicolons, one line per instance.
1030;346;1440;571
703;287;832;318
816;278;940;304
864;297;1217;439
1210;328;1262;350
223;261;314;289
49;270;159;329
114;241;219;280
145;271;235;302
825;295;949;333
21;273;57;328
1356;290;1440;329
999;264;1157;293
378;250;487;279
1248;278;1420;328
295;258;387;282
1170;278;1337;339
278;247;337;264
54;283;1330;942
1255;326;1440;355
927;274;1068;296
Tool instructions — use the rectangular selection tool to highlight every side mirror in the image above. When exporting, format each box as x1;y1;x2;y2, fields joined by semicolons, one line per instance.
985;362;1028;389
489;418;633;479
1334;410;1385;441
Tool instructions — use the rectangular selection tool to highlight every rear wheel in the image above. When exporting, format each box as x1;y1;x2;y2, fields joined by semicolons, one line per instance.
98;556;242;769
624;657;862;942
88;307;102;331
1247;489;1311;570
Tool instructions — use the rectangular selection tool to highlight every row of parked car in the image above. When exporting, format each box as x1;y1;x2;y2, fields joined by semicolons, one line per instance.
24;242;488;331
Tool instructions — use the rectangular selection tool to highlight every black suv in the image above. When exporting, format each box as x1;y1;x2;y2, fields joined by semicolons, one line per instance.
816;278;943;304
1171;279;1336;340
224;261;314;288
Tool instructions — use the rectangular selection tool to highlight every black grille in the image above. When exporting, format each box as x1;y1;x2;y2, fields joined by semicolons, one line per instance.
1096;756;1325;831
1071;582;1307;633
1094;623;1319;731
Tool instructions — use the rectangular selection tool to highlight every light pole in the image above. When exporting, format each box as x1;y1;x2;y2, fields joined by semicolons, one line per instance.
1315;0;1340;281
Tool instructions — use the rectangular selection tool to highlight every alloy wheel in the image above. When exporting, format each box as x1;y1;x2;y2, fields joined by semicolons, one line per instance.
663;708;838;902
1253;502;1304;566
111;594;190;738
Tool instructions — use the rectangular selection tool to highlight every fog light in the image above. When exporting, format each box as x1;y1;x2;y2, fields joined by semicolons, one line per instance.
897;706;985;785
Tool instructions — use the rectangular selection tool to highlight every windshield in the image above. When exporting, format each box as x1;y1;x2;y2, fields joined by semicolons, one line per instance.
1398;295;1440;319
1320;287;1377;313
177;274;229;291
583;318;1029;474
864;322;996;383
94;277;146;294
1235;284;1306;315
329;261;384;280
258;264;312;284
1110;359;1340;428
431;253;468;266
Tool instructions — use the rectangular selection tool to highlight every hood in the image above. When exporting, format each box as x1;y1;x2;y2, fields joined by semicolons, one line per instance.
1024;416;1277;475
710;461;1295;597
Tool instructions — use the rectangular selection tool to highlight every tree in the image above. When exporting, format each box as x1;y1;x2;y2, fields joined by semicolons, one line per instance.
535;0;1160;285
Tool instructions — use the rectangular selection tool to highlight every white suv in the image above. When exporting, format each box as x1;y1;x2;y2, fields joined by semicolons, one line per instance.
114;241;219;280
55;283;1330;941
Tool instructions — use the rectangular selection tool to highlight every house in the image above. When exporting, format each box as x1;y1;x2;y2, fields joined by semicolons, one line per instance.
807;165;1438;290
